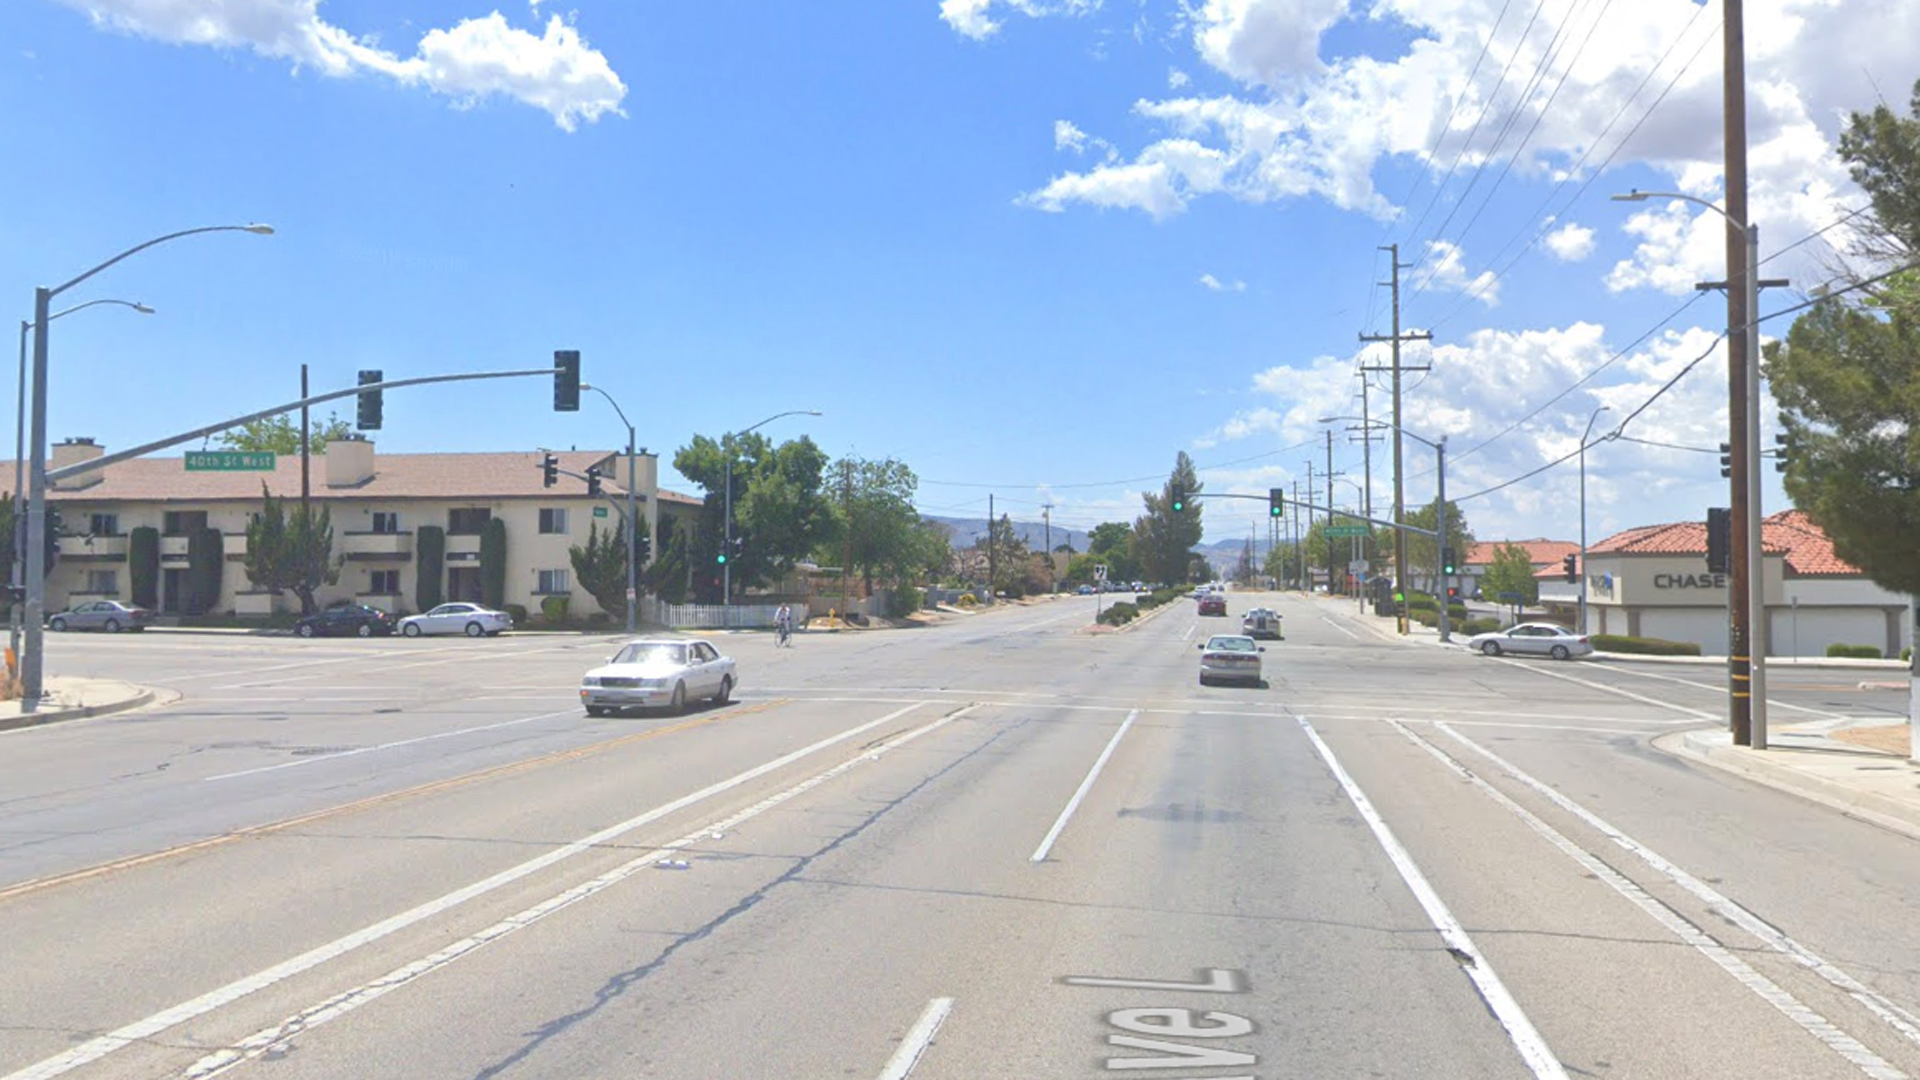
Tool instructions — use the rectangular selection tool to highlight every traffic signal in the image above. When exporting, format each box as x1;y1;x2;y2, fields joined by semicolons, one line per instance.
356;370;383;430
1719;442;1732;479
540;452;559;489
1562;553;1577;583
1447;586;1459;599
1268;488;1284;517
584;465;602;497
1441;547;1457;575
1706;507;1731;574
553;349;581;412
633;528;652;565
1170;483;1187;513
1774;431;1794;473
45;506;63;569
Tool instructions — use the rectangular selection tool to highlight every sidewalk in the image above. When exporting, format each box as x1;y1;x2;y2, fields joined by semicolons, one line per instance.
1661;717;1920;840
0;677;164;733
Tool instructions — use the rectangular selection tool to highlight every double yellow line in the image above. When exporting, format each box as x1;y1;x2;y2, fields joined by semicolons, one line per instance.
0;698;789;904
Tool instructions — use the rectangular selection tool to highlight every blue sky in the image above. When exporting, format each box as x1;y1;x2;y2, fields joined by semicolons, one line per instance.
3;0;1915;548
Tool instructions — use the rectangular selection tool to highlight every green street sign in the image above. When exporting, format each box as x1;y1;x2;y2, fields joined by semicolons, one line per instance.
185;451;277;472
593;506;609;518
1326;524;1370;538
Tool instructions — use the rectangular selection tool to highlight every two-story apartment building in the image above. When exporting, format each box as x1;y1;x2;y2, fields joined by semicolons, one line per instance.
25;437;703;619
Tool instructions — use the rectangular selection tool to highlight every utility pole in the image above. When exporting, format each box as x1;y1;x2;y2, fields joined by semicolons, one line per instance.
1361;243;1433;634
300;363;311;528
1291;480;1301;589
1042;502;1054;594
842;460;854;622
987;492;995;604
1325;430;1336;595
1306;462;1316;592
1724;0;1755;746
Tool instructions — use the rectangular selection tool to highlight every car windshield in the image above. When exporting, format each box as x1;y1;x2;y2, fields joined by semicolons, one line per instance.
1206;637;1256;652
615;643;687;666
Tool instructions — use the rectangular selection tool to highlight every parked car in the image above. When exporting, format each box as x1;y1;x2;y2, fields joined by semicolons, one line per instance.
46;600;153;633
294;603;394;638
1242;608;1283;639
1198;594;1228;617
580;637;736;716
1197;634;1264;686
397;602;513;638
1076;585;1095;595
1466;622;1593;660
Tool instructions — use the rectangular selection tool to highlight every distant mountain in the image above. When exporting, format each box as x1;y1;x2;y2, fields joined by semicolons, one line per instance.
922;515;1088;553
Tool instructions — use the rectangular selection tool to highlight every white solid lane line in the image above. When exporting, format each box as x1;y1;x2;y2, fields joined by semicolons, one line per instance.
1030;709;1139;863
1434;720;1920;1055
1182;623;1195;641
1319;615;1361;641
183;707;984;1080
202;709;585;781
1295;715;1568;1080
3;700;937;1080
875;998;956;1080
1400;722;1907;1080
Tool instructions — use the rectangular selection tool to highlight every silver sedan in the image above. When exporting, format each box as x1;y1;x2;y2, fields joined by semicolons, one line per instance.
580;637;738;715
1197;634;1264;686
1466;622;1594;660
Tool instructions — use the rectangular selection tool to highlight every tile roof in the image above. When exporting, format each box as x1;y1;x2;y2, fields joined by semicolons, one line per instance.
1588;509;1860;577
4;449;706;506
1466;538;1579;567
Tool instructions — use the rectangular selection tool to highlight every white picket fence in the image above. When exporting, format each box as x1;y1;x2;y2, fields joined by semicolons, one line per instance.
639;597;784;630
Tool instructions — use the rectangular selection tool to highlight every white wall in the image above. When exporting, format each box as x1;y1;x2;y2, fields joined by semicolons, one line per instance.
1639;609;1730;655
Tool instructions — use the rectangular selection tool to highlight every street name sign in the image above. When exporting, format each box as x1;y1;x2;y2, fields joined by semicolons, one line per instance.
1326;524;1369;538
184;451;276;472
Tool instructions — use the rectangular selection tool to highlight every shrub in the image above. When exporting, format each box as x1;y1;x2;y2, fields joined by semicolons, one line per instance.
129;526;160;608
1826;643;1883;659
540;594;570;622
1905;647;1913;664
956;594;978;608
1098;601;1139;626
587;611;609;626
415;526;445;611
1463;617;1501;635
503;603;529;625
1409;608;1439;627
479;518;508;610
1590;634;1701;656
887;585;923;618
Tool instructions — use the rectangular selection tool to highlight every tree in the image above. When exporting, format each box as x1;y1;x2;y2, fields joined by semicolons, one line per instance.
415;526;445;610
1402;498;1475;588
0;496;13;610
219;412;354;455
1232;536;1256;584
570;518;629;620
1132;454;1204;587
1480;542;1540;607
186;526;225;616
1083;521;1140;583
128;526;160;608
828;456;927;592
644;515;693;605
479;518;508;610
674;433;834;603
984;513;1031;595
243;486;338;615
1766;81;1920;596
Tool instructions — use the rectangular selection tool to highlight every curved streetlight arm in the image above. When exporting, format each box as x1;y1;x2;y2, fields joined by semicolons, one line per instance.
49;298;156;321
1317;414;1440;452
49;224;272;299
1610;190;1744;230
740;408;824;437
579;383;635;438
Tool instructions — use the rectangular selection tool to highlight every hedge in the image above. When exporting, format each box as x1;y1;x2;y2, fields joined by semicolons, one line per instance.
1462;617;1501;635
1826;643;1883;659
1098;601;1139;626
416;526;445;611
129;526;160;608
1590;634;1701;656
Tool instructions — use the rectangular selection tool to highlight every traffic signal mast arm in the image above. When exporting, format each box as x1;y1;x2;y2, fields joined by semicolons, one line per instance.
45;365;568;484
1184;492;1440;538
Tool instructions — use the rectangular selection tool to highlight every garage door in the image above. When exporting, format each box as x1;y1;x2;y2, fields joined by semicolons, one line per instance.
1639;609;1728;655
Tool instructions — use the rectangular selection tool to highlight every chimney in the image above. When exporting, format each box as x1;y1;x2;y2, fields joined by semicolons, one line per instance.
324;434;376;487
50;437;104;490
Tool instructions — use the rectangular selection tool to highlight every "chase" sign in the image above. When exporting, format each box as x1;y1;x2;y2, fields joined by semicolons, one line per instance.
1653;572;1727;589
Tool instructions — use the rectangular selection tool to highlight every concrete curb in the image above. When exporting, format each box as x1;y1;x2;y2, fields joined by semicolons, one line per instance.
1659;728;1920;842
1593;651;1907;671
0;686;161;733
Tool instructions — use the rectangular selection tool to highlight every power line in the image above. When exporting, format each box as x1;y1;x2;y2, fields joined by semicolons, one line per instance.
919;438;1322;492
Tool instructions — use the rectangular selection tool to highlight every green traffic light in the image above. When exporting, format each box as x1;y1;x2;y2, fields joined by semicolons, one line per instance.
716;554;727;565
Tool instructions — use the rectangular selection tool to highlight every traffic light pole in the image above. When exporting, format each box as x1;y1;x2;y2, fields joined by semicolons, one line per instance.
1434;437;1450;643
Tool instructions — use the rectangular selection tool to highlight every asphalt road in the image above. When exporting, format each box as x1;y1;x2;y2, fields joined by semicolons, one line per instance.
4;593;1920;1079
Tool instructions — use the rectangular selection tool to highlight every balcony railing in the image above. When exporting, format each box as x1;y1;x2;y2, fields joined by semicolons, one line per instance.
342;531;415;559
56;534;129;558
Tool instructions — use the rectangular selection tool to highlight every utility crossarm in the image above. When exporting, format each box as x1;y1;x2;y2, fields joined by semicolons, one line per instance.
1188;492;1438;538
46;366;563;483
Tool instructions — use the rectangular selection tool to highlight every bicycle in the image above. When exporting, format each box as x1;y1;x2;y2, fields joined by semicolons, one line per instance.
775;622;793;647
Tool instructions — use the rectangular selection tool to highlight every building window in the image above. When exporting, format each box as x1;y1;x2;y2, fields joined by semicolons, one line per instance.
85;569;118;594
163;510;208;536
447;508;491;535
538;508;569;535
371;512;401;534
368;569;401;595
89;512;119;537
537;569;570;595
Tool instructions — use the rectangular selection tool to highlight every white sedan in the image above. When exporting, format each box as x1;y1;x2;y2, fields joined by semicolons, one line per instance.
398;602;513;638
580;638;737;716
1466;622;1594;660
1196;634;1265;686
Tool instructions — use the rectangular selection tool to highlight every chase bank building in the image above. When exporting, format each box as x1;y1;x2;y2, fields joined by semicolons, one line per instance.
1582;509;1912;659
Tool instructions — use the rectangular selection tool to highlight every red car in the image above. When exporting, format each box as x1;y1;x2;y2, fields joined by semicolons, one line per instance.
1198;595;1228;617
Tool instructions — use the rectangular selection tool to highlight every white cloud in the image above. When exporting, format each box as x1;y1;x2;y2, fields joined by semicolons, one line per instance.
1199;273;1247;292
940;0;1102;41
1194;0;1350;86
1054;119;1089;153
1413;240;1500;305
1019;159;1188;219
1168;67;1190;89
1193;406;1282;448
57;0;626;130
1544;222;1596;262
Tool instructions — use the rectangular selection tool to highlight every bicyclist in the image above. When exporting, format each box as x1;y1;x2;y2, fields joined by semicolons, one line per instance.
775;603;794;645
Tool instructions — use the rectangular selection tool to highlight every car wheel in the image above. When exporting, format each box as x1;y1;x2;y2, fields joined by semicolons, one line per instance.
670;681;687;714
714;676;733;705
465;622;484;638
586;705;610;718
1481;641;1502;656
1550;644;1570;660
357;623;373;638
296;624;316;638
48;617;67;632
105;619;122;633
402;623;422;638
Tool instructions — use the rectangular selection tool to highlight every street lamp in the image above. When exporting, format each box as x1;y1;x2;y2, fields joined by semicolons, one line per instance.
11;299;155;663
1612;190;1766;748
1578;406;1612;637
578;383;643;634
21;224;272;710
1319;415;1450;642
722;409;822;624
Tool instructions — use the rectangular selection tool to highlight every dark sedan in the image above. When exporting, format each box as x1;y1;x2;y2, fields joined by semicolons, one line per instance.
294;603;395;638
